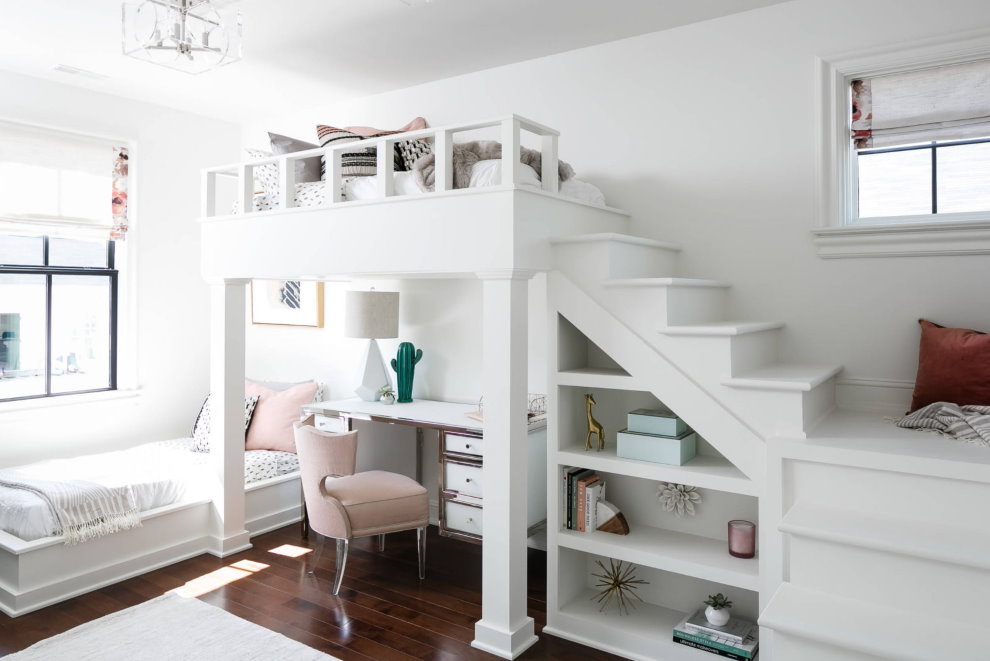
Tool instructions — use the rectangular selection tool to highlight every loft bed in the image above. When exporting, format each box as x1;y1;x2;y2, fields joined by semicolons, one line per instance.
204;114;635;660
199;115;630;280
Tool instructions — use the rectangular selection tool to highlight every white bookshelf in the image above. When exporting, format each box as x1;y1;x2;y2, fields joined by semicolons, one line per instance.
546;313;760;660
558;526;758;591
545;590;702;661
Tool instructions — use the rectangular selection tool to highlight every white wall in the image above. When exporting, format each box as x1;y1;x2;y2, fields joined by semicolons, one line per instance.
0;70;240;467
241;0;990;414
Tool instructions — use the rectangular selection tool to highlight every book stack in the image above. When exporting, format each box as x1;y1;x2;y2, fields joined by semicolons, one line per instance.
561;467;604;532
672;608;759;660
616;406;697;466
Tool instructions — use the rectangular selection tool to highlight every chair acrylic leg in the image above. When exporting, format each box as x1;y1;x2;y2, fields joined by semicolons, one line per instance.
332;538;349;596
308;533;327;575
417;526;427;580
378;533;385;552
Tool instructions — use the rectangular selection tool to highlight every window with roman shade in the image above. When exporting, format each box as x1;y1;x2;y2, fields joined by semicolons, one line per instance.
851;59;990;222
0;120;128;402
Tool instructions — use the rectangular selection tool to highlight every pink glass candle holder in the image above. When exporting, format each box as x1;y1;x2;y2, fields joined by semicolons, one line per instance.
728;520;756;558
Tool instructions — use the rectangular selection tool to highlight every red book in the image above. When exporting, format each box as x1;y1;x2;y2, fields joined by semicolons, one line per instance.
576;474;600;532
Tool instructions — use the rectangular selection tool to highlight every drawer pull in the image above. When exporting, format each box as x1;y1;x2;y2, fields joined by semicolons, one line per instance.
465;444;472;449
465;478;472;483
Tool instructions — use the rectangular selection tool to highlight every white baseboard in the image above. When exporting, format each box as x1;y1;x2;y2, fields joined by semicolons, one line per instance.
835;377;913;415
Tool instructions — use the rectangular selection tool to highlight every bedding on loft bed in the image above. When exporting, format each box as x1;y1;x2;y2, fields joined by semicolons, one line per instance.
240;158;606;212
0;440;299;542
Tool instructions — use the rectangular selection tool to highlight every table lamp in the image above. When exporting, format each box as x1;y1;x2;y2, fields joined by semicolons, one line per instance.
345;289;399;402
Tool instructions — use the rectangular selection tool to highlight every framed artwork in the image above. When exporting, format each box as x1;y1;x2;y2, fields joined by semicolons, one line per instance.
250;280;324;328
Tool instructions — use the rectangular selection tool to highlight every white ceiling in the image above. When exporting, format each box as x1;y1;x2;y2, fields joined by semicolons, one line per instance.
0;0;792;123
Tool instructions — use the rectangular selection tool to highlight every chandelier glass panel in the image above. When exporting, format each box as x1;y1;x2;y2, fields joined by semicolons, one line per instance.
122;0;242;74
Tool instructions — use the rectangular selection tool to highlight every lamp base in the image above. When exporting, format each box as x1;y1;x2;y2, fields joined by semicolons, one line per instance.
355;339;390;402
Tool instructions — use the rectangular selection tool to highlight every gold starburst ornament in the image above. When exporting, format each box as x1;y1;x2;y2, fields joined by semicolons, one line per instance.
591;558;648;615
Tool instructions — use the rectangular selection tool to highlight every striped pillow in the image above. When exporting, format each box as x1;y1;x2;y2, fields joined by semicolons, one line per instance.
316;118;428;177
316;125;395;177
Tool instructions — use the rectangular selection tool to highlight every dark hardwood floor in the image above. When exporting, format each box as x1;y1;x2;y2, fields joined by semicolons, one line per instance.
0;525;624;660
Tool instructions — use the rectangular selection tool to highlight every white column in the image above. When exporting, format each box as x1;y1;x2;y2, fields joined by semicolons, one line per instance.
472;270;538;659
209;279;251;556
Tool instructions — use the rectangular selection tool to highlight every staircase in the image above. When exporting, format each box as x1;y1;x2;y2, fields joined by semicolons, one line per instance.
550;232;841;445
546;232;990;660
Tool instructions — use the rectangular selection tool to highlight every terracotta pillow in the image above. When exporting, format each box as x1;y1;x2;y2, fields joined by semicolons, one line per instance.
909;319;990;412
245;379;318;453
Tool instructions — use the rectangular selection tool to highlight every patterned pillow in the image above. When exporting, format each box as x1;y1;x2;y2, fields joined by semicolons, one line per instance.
245;148;279;198
316;117;428;177
268;133;322;183
397;138;433;171
192;394;261;452
316;126;391;177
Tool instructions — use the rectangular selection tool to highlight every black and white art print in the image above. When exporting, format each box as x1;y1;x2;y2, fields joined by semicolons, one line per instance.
250;280;324;327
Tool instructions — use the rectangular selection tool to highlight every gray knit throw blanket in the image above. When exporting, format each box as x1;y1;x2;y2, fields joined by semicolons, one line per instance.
412;140;575;192
0;472;141;544
896;401;990;447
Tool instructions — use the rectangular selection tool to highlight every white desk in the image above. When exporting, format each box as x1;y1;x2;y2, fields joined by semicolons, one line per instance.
303;398;547;545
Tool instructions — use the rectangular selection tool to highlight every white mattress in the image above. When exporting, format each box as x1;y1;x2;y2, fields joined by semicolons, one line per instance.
0;440;300;542
248;159;606;211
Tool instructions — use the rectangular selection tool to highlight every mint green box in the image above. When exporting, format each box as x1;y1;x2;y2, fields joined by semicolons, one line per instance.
616;428;696;465
627;407;687;437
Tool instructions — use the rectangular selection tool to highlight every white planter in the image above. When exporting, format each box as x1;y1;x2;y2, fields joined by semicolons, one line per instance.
705;606;731;627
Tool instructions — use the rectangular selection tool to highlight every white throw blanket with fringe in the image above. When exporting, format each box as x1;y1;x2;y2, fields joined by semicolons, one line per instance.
896;401;990;447
0;471;140;544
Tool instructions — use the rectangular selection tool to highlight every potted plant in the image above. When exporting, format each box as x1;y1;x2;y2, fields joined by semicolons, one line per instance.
704;593;732;626
378;384;396;405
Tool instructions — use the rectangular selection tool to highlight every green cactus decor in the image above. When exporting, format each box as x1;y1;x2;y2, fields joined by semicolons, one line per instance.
390;342;423;403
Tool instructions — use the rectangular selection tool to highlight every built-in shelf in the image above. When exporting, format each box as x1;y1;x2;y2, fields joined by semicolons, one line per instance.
557;446;757;497
556;368;638;389
558;526;758;590
545;590;699;661
780;501;990;572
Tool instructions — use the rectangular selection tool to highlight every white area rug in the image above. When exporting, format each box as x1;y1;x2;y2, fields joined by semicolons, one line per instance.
6;593;338;660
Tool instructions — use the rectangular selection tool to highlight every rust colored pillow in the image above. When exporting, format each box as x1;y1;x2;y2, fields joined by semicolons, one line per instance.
245;379;318;453
910;319;990;412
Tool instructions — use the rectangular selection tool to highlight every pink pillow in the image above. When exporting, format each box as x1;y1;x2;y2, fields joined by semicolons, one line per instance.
343;117;426;137
245;380;318;453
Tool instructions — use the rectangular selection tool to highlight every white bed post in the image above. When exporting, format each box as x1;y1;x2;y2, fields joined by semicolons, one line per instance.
472;269;538;660
501;117;521;186
208;278;251;557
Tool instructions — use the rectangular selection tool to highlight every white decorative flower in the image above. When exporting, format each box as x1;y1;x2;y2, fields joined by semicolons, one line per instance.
657;482;701;517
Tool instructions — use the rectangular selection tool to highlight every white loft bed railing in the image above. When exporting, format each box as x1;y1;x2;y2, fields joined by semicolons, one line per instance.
201;114;562;218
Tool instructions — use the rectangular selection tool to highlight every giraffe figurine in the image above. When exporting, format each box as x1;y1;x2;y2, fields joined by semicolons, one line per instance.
585;393;605;451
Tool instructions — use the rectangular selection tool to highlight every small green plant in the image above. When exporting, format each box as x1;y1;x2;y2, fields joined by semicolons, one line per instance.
705;593;733;610
377;384;394;395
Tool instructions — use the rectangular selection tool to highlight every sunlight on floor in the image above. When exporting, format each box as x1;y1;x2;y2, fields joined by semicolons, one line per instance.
169;560;270;598
268;544;313;558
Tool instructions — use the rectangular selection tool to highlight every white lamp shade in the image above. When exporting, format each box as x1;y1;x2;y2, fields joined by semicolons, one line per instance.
345;291;399;339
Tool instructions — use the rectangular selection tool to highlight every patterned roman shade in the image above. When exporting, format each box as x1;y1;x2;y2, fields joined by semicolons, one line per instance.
0;120;129;240
852;59;990;149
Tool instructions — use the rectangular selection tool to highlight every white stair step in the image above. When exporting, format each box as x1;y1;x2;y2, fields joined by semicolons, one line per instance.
603;277;729;289
549;232;681;251
722;364;841;392
552;233;680;280
780;501;990;571
760;583;988;661
657;321;783;336
602;278;729;327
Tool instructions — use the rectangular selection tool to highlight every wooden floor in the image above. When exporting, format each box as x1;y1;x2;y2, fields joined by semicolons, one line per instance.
0;525;624;660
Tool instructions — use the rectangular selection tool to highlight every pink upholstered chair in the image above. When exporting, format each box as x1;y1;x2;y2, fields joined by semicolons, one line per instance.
294;416;428;595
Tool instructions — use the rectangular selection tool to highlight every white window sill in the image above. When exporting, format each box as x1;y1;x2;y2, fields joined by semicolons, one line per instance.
0;388;142;416
813;220;990;258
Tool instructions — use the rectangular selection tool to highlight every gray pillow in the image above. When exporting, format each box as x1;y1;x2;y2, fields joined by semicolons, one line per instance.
268;132;322;183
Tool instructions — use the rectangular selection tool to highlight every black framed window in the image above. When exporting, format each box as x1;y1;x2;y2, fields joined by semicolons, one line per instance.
0;234;117;402
857;137;990;219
